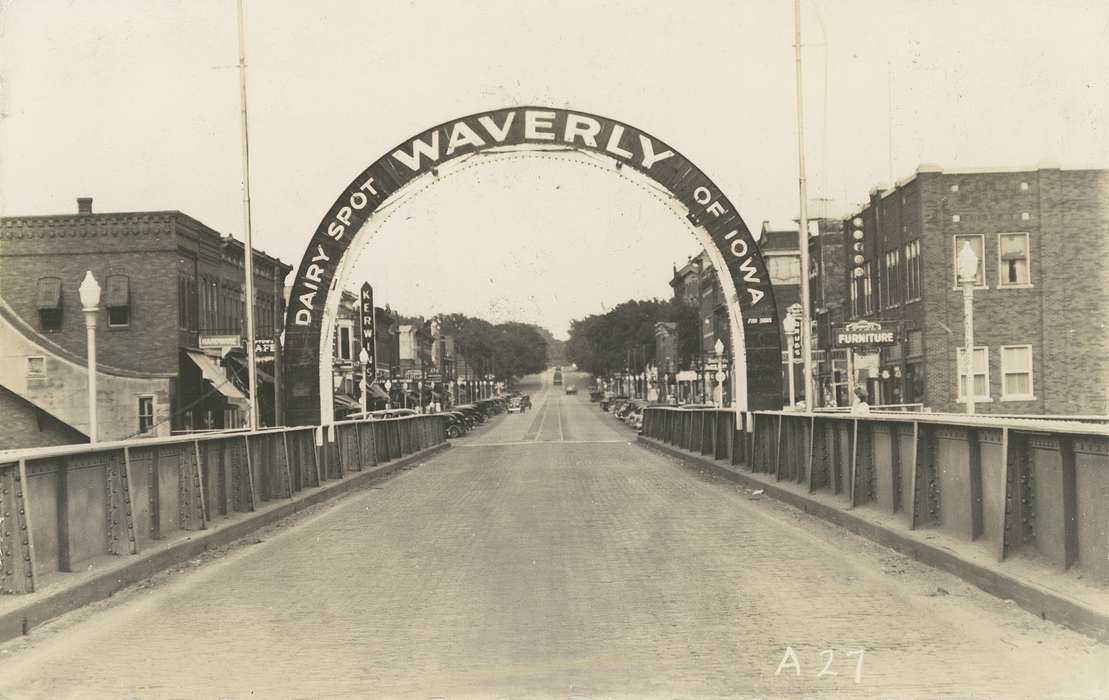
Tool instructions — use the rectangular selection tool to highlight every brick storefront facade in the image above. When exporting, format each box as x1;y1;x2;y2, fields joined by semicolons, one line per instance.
842;166;1108;415
0;199;291;448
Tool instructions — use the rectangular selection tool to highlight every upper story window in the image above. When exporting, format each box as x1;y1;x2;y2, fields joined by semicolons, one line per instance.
1000;345;1034;400
998;232;1031;287
957;346;990;402
178;271;198;332
904;240;921;301
36;277;63;331
863;261;874;314
337;323;353;361
768;256;801;285
138;396;155;435
106;275;131;328
884;249;901;308
953;234;986;287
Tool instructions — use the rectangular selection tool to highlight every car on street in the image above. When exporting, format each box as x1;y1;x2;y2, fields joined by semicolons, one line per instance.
443;411;468;438
564;385;577;395
508;396;523;413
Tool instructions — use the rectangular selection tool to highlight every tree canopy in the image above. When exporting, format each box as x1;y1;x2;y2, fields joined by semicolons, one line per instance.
566;298;698;377
433;313;550;380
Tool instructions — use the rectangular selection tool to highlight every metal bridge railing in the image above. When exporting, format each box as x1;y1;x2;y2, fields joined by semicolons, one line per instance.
642;406;1109;582
0;414;447;594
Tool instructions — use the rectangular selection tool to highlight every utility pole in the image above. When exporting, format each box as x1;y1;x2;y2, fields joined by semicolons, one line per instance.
793;0;816;411
236;0;259;429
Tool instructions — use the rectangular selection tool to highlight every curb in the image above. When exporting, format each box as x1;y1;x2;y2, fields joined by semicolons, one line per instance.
0;442;450;644
637;435;1109;644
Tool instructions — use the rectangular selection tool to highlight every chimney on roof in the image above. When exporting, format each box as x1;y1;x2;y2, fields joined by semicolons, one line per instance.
77;197;93;214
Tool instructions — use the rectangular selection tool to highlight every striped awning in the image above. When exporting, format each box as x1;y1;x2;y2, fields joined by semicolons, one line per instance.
185;350;247;401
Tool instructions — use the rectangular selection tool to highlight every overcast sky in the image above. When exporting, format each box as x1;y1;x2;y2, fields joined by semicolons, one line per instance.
2;0;1106;337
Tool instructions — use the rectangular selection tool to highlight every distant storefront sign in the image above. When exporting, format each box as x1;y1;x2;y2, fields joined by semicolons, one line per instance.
254;338;276;358
199;335;242;356
359;283;376;379
833;320;899;348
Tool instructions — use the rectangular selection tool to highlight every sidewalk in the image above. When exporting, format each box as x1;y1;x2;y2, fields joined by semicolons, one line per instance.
638;434;1109;644
0;443;449;644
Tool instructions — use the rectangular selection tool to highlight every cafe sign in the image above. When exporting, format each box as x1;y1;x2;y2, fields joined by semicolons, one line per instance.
833;320;899;348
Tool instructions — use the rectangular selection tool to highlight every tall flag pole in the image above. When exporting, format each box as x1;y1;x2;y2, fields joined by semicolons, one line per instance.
237;0;260;429
793;0;816;409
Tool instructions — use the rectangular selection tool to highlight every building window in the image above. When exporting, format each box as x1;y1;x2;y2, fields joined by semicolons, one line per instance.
768;256;801;285
1020;212;1030;221
863;261;874;314
138;396;155;434
884;249;901;308
952;214;960;223
904;240;921;301
26;356;46;378
106;275;131;328
178;269;198;331
907;330;923;358
36;277;63;331
338;324;353;361
950;184;959;192
1000;345;1034;400
953;234;986;287
998;232;1030;286
1020;182;1029;191
957;346;990;402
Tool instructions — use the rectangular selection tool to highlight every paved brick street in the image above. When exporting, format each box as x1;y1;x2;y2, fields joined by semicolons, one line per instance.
0;370;1105;699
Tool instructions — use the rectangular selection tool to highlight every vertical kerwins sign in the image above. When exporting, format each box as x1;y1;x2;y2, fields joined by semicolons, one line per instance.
358;283;375;381
284;107;783;425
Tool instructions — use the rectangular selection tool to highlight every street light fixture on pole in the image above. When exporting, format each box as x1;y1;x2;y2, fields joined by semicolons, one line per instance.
793;0;816;411
78;271;101;443
957;241;979;415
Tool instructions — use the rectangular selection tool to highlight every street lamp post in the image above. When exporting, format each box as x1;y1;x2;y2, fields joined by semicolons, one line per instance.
78;271;101;442
358;348;370;414
957;241;979;415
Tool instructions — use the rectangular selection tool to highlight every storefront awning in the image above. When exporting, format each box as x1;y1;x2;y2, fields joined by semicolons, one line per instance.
186;350;247;401
224;351;275;384
334;393;360;410
367;384;390;401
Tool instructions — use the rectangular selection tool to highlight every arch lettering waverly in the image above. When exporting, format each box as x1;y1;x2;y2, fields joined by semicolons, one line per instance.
283;107;783;425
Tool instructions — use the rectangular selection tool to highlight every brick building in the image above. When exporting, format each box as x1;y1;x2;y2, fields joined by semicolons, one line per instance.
841;165;1109;415
328;288;399;416
0;198;290;449
666;219;843;407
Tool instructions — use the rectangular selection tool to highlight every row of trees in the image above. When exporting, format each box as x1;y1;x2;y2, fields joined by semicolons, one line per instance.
566;299;698;377
433;313;550;381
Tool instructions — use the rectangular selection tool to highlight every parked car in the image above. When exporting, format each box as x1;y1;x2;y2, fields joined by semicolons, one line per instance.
508;396;523;413
345;408;418;421
443;411;468;438
589;390;604;402
520;394;532;411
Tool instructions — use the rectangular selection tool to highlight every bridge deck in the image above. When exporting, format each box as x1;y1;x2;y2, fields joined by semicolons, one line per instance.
0;371;1105;698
